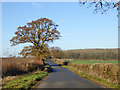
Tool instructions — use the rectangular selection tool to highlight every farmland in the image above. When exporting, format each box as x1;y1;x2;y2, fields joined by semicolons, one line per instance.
61;59;119;64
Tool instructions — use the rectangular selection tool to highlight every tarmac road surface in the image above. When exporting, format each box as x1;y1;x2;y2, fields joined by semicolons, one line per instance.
37;59;104;88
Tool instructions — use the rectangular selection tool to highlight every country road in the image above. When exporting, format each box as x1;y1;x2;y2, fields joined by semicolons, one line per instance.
37;59;104;88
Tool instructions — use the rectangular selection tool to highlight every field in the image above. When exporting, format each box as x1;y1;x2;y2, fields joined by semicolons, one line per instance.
61;59;119;64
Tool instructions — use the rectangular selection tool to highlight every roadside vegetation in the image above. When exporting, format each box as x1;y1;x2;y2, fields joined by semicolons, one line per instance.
2;57;44;78
2;71;48;89
1;57;51;89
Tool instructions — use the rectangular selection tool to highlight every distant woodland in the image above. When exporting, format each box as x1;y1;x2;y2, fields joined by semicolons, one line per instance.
50;48;118;61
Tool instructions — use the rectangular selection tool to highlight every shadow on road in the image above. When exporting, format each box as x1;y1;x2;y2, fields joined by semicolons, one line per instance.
49;64;60;66
51;68;57;72
48;64;60;72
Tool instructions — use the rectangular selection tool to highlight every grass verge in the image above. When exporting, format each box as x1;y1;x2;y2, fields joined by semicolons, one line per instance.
62;65;119;88
2;71;48;89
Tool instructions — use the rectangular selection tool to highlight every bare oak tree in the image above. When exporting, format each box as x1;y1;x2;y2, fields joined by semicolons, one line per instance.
79;0;119;14
10;18;61;60
19;44;50;60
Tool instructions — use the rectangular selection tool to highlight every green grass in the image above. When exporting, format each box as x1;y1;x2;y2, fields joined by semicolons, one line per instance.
3;71;48;89
62;59;119;64
62;65;119;88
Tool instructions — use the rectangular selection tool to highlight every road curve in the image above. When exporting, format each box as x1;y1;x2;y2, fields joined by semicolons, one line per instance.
37;59;104;88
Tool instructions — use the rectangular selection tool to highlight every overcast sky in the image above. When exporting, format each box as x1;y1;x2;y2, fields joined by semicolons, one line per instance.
1;2;118;57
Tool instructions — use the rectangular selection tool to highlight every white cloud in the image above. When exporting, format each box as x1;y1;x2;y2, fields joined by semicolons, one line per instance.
32;2;43;8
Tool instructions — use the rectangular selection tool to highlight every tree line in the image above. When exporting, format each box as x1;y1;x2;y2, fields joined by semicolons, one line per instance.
50;47;118;61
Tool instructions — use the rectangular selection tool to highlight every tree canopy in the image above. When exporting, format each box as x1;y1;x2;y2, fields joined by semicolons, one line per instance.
79;0;119;14
50;47;63;59
19;43;50;59
10;18;61;59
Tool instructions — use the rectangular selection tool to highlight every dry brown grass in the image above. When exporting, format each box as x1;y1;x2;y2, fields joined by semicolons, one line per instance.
1;57;44;78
